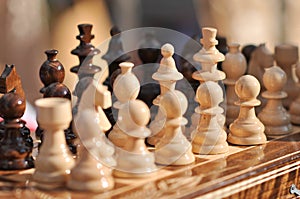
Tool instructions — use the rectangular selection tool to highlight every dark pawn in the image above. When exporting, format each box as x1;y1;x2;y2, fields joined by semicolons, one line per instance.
0;65;34;170
43;82;71;99
137;31;161;108
102;26;130;92
39;50;65;93
70;24;101;78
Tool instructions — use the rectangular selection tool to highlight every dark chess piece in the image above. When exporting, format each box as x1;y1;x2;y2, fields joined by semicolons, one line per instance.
39;50;65;93
136;31;161;108
37;49;77;154
71;24;102;115
72;75;93;116
180;34;201;92
70;24;101;78
0;65;34;170
138;32;161;63
102;26;130;92
102;26;130;129
241;44;257;65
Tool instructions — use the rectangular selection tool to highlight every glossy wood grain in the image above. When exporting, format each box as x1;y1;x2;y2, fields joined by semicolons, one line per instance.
0;128;300;198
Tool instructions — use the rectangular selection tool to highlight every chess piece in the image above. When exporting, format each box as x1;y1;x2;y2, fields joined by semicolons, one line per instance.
188;27;226;136
191;81;228;155
44;83;77;154
36;82;76;150
43;82;71;99
228;75;267;145
108;62;140;147
222;43;247;126
155;90;195;165
216;36;228;70
112;62;140;108
148;43;183;146
102;26;130;92
241;44;257;64
37;49;77;154
77;77;112;134
258;66;292;137
71;24;102;116
102;26;130;127
192;27;225;82
39;49;65;93
180;34;201;92
33;98;75;189
290;62;300;124
0;64;34;170
137;31;161;107
114;100;156;178
138;31;161;64
67;109;114;192
70;23;101;77
248;44;274;90
274;44;300;108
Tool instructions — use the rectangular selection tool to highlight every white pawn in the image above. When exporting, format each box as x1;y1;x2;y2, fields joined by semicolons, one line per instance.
114;100;157;178
191;81;228;155
109;62;140;148
155;90;195;165
149;43;183;146
222;43;247;126
33;98;75;189
258;66;292;137
67;109;115;192
228;75;267;145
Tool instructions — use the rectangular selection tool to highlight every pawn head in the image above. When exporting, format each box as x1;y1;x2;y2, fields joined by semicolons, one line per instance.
263;66;287;92
160;90;188;119
196;81;223;108
161;43;174;57
119;100;150;128
235;75;260;101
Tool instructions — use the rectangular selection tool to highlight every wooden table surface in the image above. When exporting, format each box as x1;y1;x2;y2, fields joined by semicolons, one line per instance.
0;129;300;199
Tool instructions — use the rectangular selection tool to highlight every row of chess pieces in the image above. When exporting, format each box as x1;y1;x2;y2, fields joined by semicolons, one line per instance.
0;23;299;193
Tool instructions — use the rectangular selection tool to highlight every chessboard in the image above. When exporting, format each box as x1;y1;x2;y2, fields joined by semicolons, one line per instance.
0;128;299;199
1;23;300;199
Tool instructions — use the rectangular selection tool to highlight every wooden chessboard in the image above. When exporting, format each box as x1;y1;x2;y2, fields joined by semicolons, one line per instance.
0;128;300;199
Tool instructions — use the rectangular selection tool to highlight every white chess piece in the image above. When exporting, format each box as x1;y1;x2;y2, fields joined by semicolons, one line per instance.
258;65;292;137
114;100;157;178
228;75;267;145
33;98;75;189
188;27;226;136
222;43;247;126
67;76;115;192
191;81;228;155
109;62;140;148
155;90;195;165
67;109;115;192
149;43;183;146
